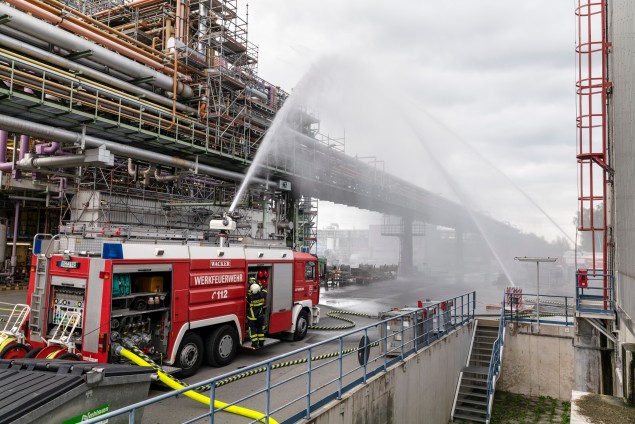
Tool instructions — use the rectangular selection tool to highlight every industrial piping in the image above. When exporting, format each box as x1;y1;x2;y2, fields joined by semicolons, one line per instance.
0;3;193;98
2;1;173;77
0;114;271;186
0;33;196;114
0;26;155;92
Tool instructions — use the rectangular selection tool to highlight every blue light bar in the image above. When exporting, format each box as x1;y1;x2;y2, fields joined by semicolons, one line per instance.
102;243;124;260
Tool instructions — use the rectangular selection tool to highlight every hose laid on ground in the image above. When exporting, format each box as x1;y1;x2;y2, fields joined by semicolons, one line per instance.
129;340;379;391
119;347;278;424
126;345;201;392
214;340;380;388
309;310;373;331
123;308;375;394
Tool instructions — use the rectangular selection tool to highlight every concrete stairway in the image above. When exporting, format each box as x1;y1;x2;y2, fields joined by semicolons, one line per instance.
452;322;500;423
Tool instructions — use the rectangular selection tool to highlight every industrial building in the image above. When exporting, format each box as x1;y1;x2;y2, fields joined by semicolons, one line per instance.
0;0;328;286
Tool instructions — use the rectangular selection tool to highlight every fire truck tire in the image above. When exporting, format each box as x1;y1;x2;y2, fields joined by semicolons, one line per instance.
0;342;28;359
57;352;81;361
294;310;309;341
204;325;238;367
175;332;204;378
25;347;42;358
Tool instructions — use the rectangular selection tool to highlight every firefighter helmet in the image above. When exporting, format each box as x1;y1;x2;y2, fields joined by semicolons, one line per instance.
263;270;269;279
249;277;256;283
250;283;260;294
257;270;265;279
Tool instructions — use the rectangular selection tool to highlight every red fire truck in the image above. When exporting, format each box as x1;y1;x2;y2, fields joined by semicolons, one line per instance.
24;235;321;376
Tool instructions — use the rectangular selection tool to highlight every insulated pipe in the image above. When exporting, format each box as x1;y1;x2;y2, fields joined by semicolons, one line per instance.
154;169;180;182
14;134;29;179
141;165;155;187
0;115;271;186
0;33;196;114
127;159;137;178
245;86;268;102
30;0;170;62
0;3;193;98
4;0;169;72
0;26;154;92
18;153;103;169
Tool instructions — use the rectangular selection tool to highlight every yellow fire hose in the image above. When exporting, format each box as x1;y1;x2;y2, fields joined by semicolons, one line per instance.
0;335;16;352
119;348;278;424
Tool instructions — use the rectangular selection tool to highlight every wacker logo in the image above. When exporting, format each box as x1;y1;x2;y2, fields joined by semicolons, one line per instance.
63;404;109;424
210;260;230;267
193;273;244;286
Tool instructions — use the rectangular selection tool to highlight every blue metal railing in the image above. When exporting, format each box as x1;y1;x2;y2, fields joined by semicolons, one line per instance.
485;294;506;422
506;293;575;326
82;291;476;424
483;291;574;421
575;270;615;315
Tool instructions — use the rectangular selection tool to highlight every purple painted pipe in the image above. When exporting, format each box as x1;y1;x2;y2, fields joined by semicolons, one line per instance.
0;130;10;172
0;130;7;163
35;142;60;155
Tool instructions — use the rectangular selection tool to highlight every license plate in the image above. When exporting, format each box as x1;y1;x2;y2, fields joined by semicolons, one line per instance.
57;260;80;269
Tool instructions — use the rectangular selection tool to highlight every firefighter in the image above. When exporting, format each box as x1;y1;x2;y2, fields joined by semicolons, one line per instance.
247;278;266;348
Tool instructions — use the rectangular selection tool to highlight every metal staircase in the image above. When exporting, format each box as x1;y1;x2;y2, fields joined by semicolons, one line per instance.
452;321;500;423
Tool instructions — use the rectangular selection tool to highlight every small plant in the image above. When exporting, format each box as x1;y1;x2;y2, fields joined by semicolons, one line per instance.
548;396;558;423
533;396;547;422
560;401;571;424
489;392;570;424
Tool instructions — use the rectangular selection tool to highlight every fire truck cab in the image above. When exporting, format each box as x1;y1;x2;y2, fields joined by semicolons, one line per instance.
26;240;320;376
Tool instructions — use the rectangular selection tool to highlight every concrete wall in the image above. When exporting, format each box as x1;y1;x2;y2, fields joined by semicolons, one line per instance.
497;322;574;400
303;321;473;424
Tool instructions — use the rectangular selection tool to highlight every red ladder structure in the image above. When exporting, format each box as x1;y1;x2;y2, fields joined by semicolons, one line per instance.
575;0;613;315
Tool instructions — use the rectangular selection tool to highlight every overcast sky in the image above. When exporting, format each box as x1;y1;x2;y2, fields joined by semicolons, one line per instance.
248;1;577;243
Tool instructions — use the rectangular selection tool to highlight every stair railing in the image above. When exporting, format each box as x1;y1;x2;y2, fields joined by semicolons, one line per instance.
485;295;507;423
450;317;478;421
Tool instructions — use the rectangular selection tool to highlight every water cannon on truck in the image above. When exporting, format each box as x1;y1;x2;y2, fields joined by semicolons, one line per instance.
18;214;321;376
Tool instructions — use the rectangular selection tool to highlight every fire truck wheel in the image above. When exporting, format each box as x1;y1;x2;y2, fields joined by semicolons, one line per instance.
294;310;309;341
175;332;204;378
205;325;238;367
0;343;29;359
56;352;81;361
25;347;42;358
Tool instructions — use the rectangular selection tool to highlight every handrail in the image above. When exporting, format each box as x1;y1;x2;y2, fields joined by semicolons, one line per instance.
506;293;574;326
485;294;507;423
575;269;615;315
451;315;478;421
81;291;477;424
